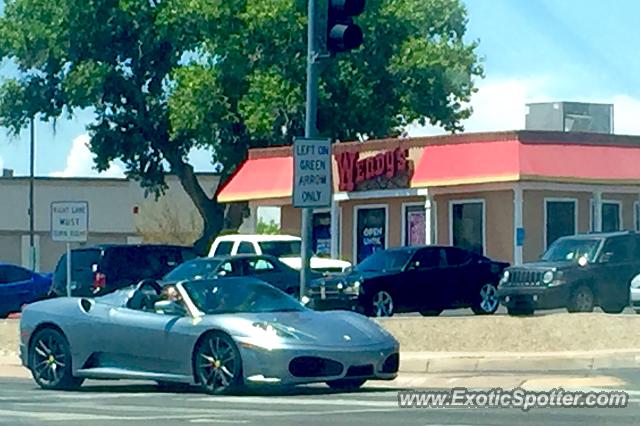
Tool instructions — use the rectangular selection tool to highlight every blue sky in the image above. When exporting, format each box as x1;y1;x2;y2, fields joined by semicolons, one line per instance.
2;0;640;177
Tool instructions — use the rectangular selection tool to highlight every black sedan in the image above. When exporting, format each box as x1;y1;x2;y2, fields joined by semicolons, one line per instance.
305;246;509;317
162;254;321;296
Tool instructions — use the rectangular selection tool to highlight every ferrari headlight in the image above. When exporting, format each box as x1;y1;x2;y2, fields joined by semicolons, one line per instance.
542;271;554;284
252;322;296;339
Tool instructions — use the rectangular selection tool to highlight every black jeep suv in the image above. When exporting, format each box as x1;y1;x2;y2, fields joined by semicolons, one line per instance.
498;231;640;315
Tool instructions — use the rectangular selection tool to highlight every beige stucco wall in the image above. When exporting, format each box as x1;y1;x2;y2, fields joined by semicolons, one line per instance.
601;193;638;230
522;190;592;262
0;233;22;265
433;190;514;264
280;205;302;236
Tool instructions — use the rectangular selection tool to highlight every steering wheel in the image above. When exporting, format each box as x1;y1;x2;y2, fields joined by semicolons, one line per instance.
134;279;162;295
125;279;162;311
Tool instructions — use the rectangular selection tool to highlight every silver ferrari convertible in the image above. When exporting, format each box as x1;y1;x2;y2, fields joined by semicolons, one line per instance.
19;278;399;394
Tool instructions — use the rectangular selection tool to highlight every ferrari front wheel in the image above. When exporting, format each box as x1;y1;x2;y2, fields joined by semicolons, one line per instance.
326;378;367;391
194;332;243;395
29;328;84;390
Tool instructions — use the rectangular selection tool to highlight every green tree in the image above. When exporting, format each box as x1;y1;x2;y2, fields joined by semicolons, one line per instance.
256;218;280;235
0;0;483;254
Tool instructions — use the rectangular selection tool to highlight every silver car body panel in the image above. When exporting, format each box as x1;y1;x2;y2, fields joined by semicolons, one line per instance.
19;279;399;386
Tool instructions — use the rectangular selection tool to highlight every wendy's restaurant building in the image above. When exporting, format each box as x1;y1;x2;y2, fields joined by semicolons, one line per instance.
216;130;640;266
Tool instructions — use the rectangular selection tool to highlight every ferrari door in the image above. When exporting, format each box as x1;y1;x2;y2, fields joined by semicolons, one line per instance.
107;306;193;375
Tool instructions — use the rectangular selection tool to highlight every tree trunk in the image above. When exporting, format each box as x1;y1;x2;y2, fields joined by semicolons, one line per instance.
170;159;225;256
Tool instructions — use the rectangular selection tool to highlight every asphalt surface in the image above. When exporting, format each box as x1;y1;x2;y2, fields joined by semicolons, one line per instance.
1;370;640;425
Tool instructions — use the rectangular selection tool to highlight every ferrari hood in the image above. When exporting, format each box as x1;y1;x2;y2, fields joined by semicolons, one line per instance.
211;310;394;347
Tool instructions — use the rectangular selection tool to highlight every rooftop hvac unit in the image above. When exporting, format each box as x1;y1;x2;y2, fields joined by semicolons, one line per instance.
525;102;613;134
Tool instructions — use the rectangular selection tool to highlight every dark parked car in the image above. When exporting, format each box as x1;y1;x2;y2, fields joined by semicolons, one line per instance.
162;254;322;296
50;244;197;297
305;246;509;317
498;231;640;316
0;263;52;318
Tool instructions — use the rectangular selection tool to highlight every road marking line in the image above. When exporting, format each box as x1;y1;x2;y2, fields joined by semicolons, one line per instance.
193;396;400;407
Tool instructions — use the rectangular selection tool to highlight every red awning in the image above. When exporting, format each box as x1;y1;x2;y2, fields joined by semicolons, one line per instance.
217;157;293;202
411;139;640;187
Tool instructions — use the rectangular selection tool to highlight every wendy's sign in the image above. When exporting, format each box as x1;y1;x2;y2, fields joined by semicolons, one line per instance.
336;147;412;192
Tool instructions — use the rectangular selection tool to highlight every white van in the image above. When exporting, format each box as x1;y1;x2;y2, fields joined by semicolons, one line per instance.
208;234;351;273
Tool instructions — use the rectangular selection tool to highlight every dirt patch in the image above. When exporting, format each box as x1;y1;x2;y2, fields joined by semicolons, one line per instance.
377;313;640;352
0;319;20;358
0;319;19;358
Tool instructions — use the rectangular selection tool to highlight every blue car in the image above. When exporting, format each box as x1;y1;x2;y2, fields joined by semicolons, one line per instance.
0;263;52;318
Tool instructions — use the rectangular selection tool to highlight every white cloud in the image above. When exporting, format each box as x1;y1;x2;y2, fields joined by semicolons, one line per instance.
407;77;640;137
50;134;125;178
407;77;553;136
605;95;640;136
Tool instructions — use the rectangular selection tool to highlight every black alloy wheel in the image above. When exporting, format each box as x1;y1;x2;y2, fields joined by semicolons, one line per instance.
471;283;500;315
29;328;84;390
194;332;243;395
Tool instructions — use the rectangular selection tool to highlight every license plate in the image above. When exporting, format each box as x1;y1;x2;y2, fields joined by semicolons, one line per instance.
320;286;326;300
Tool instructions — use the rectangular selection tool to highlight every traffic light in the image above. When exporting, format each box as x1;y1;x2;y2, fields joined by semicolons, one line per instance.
326;0;365;53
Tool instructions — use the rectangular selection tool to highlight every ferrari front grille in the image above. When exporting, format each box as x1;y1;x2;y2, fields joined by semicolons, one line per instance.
345;364;374;377
288;356;344;378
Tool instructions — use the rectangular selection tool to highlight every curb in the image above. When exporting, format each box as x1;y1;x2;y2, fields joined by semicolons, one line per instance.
399;351;640;373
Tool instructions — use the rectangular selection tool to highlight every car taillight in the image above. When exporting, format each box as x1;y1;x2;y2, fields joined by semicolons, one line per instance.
93;272;106;290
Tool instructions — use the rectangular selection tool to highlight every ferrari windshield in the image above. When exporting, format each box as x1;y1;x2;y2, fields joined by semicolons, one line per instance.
183;279;306;314
163;259;222;281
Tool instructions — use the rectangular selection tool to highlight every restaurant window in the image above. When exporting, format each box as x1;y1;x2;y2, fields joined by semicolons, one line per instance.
451;201;484;255
590;200;622;232
312;211;331;257
404;204;426;246
545;199;577;249
355;206;387;264
635;202;640;232
602;202;621;232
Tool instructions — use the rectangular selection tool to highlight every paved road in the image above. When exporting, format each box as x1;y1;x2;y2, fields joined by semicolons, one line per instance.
2;370;640;425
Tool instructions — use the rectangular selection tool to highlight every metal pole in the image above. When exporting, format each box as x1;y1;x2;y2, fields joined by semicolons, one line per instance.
66;242;72;297
300;0;320;300
29;117;35;271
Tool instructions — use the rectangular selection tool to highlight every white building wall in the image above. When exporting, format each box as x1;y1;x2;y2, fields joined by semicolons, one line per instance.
0;174;231;272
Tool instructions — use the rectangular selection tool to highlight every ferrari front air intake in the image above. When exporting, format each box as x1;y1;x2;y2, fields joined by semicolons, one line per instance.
288;356;344;377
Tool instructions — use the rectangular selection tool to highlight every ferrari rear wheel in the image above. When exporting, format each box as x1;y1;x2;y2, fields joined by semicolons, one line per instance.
29;328;84;390
326;378;367;391
194;333;243;395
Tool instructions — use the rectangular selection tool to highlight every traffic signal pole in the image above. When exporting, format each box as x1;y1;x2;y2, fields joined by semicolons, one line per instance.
300;0;320;300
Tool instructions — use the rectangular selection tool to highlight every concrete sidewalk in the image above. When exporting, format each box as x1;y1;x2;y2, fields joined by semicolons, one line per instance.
401;349;640;373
